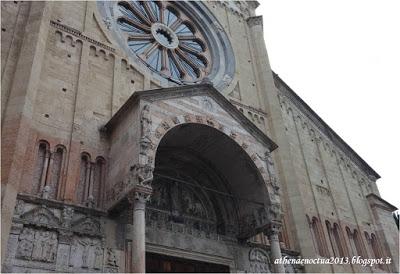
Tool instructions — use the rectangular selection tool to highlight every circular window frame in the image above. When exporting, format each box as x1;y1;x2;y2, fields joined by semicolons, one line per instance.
98;1;235;89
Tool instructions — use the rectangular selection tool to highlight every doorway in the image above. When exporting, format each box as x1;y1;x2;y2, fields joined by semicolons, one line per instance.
146;252;230;273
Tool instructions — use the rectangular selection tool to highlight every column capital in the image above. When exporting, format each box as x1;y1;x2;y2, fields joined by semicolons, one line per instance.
264;221;282;237
127;185;152;207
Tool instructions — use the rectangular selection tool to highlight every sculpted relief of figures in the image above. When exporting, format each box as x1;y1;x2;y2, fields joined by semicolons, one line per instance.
10;202;116;272
249;248;271;273
134;104;154;186
68;236;104;270
182;187;207;219
257;151;280;195
149;178;208;220
16;228;58;263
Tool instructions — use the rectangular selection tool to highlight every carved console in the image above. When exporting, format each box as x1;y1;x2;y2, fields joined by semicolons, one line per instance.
3;194;120;273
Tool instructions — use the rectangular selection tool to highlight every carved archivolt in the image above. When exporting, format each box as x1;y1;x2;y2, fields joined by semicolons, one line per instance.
149;113;282;223
114;105;280;201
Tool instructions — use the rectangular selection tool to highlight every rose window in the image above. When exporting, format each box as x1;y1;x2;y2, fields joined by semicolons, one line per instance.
116;1;211;83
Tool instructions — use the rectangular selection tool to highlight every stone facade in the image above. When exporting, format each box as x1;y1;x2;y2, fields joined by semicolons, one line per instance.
1;1;398;273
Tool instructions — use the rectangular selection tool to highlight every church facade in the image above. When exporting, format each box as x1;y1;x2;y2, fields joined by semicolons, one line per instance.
1;1;398;273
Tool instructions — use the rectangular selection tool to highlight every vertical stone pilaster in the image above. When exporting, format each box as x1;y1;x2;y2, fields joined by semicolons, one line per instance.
247;15;318;271
62;40;88;203
127;185;152;273
1;1;54;263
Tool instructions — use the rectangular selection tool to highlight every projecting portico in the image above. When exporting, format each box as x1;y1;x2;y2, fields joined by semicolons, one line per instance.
103;83;284;273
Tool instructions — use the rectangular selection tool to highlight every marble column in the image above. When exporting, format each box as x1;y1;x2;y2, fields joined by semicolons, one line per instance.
128;185;152;273
266;223;285;273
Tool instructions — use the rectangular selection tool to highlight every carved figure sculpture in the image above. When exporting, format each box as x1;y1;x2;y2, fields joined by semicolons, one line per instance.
41;185;51;199
78;238;90;268
94;245;103;270
62;206;74;228
46;233;58;262
258;151;280;195
32;231;45;261
140;105;152;141
106;248;118;267
16;228;35;259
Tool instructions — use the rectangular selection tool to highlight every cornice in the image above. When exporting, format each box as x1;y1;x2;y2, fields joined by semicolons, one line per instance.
103;83;278;151
367;193;398;212
273;71;380;180
17;193;108;217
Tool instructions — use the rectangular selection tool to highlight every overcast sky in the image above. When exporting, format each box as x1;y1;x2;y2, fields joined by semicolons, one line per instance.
257;0;400;210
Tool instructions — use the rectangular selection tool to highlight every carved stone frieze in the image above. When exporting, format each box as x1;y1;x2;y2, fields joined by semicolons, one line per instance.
71;216;103;236
249;247;271;273
16;227;58;263
62;206;74;229
14;199;25;217
68;236;104;270
105;248;118;267
238;206;275;239
257;151;281;196
19;205;61;228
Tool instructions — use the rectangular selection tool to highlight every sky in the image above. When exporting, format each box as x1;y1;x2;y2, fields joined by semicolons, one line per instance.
257;0;400;209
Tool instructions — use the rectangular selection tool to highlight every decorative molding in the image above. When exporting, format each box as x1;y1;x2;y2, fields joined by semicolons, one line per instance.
103;84;277;151
16;193;107;217
50;20;116;53
247;16;263;28
19;206;61;228
229;99;267;116
249;247;271;273
146;243;235;269
315;185;331;197
215;1;257;18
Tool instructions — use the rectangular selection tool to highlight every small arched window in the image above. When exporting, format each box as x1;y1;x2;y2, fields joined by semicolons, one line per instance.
308;216;328;257
92;157;106;208
353;229;366;258
326;221;346;257
76;153;106;208
47;146;66;199
365;232;385;269
32;141;50;195
333;223;347;257
370;234;381;258
326;221;337;256
76;153;91;204
347;228;367;258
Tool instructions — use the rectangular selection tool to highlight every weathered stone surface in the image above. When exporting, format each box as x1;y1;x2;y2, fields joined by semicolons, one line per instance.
2;1;397;273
